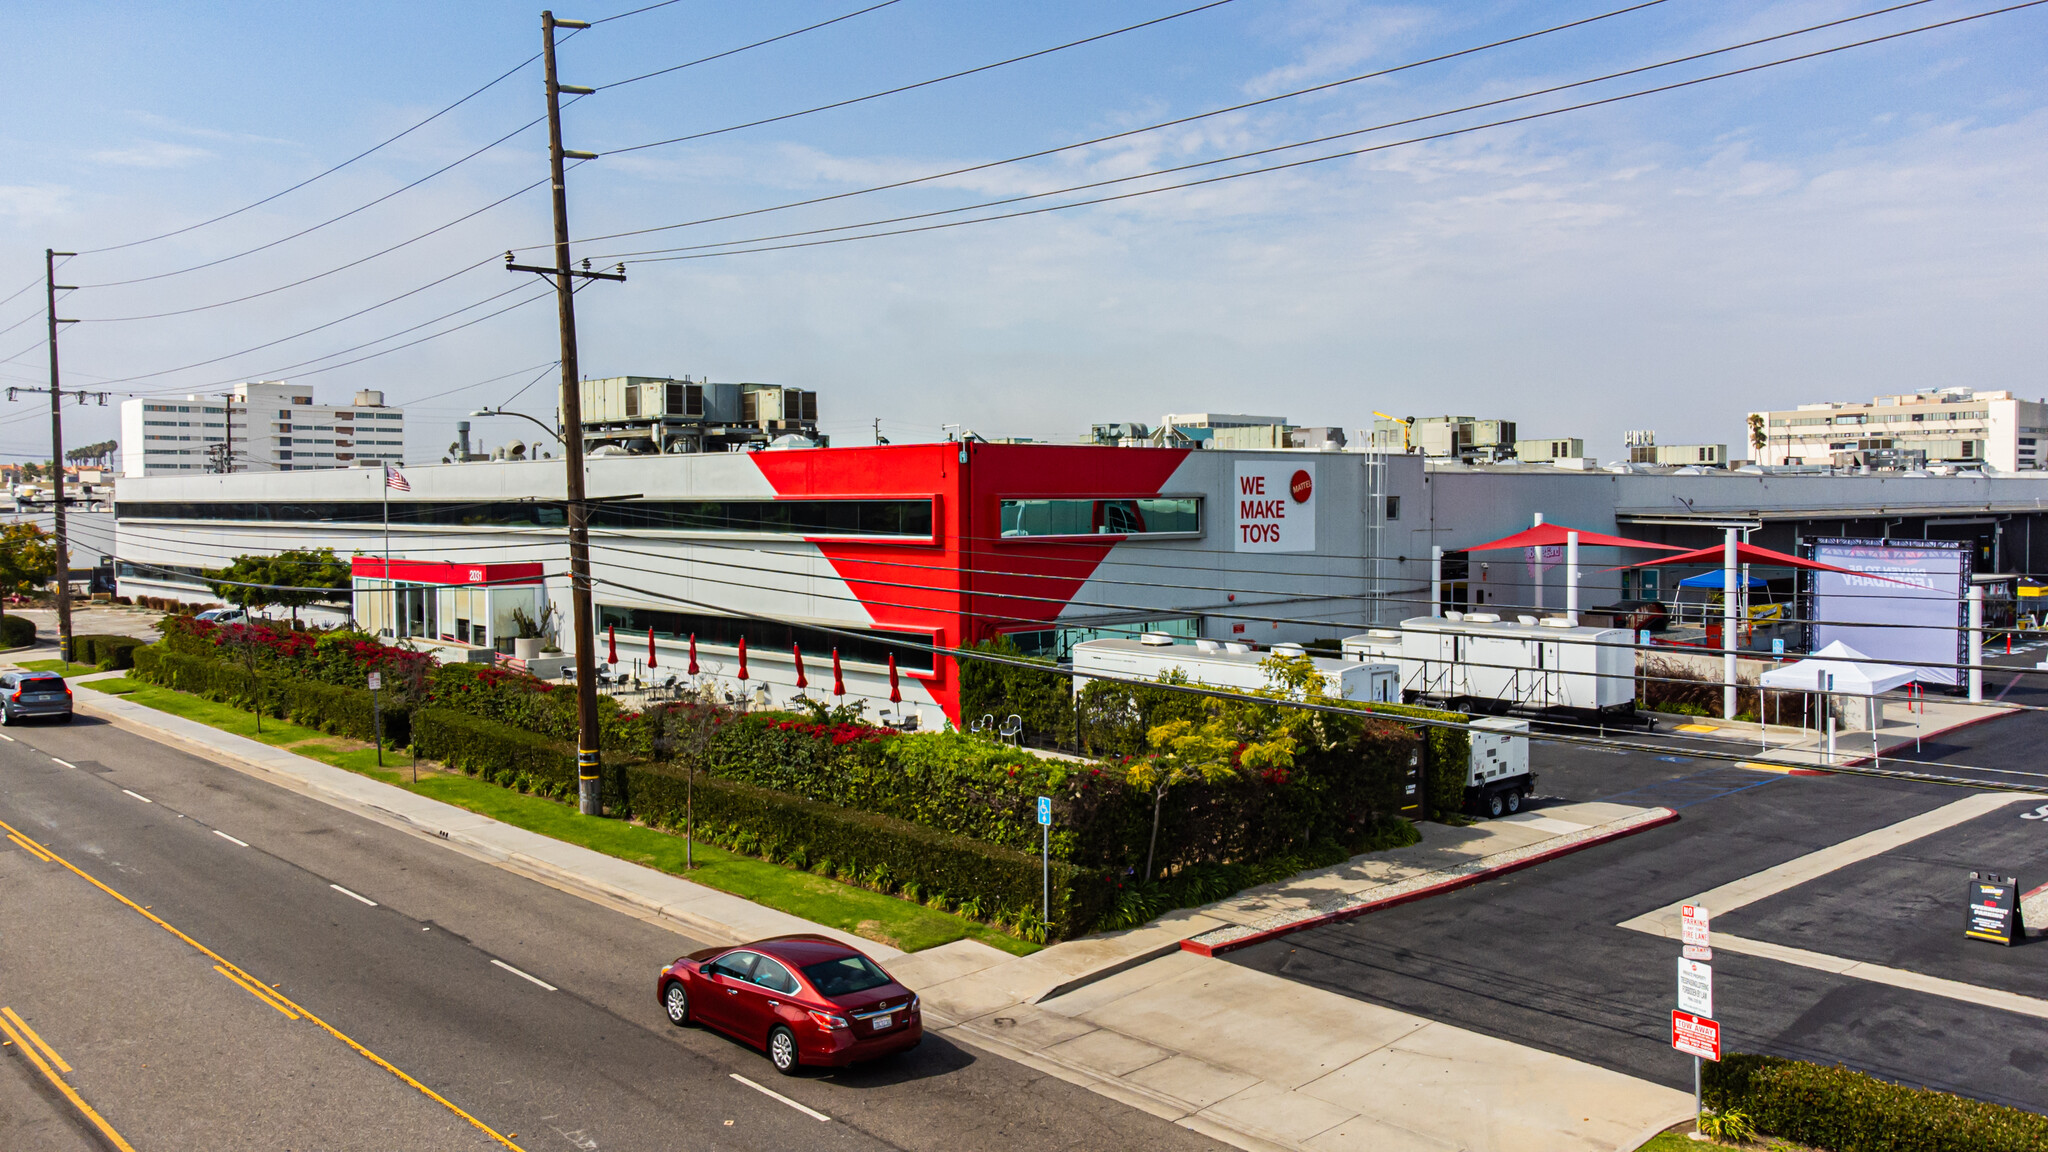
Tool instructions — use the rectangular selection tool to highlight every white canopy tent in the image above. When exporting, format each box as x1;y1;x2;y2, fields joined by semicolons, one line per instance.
1758;641;1919;695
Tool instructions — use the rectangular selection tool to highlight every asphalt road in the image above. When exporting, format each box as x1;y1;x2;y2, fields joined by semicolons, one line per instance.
1227;712;2048;1113
0;711;1229;1152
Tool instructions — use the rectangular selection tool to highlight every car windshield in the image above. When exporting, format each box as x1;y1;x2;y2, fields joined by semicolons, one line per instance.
802;954;892;997
23;676;63;690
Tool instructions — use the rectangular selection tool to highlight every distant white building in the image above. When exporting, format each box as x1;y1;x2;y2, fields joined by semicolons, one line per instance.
1748;388;2048;472
121;381;405;476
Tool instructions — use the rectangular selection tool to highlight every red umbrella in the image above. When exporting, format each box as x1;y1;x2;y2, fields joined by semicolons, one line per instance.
1461;523;1688;553
831;648;844;697
737;635;748;680
1606;541;1910;580
793;643;808;690
606;624;617;665
887;654;901;704
687;633;699;676
646;627;658;669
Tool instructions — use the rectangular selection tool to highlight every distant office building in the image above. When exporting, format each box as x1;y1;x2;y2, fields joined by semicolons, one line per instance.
1150;412;1292;449
1748;388;2048;471
120;381;404;476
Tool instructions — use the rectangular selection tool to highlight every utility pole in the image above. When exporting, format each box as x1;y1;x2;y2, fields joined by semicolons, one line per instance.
45;250;77;662
506;9;625;816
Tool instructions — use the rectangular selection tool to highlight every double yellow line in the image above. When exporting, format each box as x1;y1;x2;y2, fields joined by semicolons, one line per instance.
2;818;526;1151
0;1005;136;1152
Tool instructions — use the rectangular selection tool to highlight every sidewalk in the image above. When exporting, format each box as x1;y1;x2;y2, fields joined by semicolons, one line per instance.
1642;694;2019;770
60;670;1692;1152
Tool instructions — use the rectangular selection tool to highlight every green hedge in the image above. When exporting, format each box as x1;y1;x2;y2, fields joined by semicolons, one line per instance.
412;707;585;799
70;633;146;670
132;646;409;746
1359;702;1471;820
0;614;32;649
1705;1054;2048;1152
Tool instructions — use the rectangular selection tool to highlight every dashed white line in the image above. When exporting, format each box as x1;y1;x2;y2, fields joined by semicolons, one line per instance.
329;883;377;907
490;959;557;992
729;1073;831;1122
213;830;249;847
121;789;152;803
0;733;15;741
49;757;75;769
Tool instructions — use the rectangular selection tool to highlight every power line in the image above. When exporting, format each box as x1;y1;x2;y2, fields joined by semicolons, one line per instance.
595;0;1244;154
599;0;2008;265
562;0;1680;249
595;0;906;89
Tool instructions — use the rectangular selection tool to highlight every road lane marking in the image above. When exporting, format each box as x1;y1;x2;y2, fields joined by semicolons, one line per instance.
49;757;75;769
213;830;249;847
120;789;151;803
8;832;52;862
1;1007;72;1072
213;965;299;1019
0;732;14;741
0;1010;136;1152
490;960;557;992
329;883;377;906
729;1073;831;1121
0;815;525;1152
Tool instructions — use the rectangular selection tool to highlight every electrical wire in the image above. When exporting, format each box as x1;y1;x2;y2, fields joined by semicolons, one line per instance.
602;1;2028;265
595;0;1244;152
595;0;906;89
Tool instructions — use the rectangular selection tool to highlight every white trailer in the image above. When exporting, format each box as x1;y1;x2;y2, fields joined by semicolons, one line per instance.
1071;636;1400;704
1465;717;1534;817
1343;614;1634;715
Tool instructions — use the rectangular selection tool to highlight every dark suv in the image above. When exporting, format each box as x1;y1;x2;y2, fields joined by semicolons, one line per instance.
1;671;73;724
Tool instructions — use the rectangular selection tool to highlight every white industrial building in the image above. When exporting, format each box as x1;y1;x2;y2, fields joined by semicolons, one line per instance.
1748;388;2048;472
120;381;405;476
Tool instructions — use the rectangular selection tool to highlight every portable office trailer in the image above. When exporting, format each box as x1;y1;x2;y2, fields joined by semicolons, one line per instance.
1070;636;1400;703
1375;614;1634;714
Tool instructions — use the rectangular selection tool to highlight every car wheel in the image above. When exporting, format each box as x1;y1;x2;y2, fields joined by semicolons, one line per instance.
1485;791;1505;818
1504;789;1522;814
662;981;690;1026
768;1026;800;1076
0;708;10;727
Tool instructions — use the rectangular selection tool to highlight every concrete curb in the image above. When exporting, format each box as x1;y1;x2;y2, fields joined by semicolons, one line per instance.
1181;807;1681;957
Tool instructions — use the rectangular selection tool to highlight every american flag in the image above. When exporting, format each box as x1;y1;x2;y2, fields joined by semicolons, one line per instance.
384;463;411;492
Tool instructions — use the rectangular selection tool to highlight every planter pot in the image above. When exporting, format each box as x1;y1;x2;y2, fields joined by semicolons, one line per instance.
513;637;544;659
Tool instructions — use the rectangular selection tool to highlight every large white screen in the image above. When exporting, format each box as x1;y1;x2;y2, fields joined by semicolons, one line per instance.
1809;538;1966;687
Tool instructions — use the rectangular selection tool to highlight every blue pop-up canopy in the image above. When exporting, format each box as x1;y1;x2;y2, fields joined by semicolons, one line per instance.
1677;570;1768;590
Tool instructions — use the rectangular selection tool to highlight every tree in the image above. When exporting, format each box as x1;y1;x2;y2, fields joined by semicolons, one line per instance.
208;548;350;624
0;522;55;644
653;696;726;869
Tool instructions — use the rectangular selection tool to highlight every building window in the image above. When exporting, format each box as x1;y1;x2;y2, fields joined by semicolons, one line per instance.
1003;616;1200;663
115;497;936;537
596;604;934;674
1385;495;1401;521
998;497;1201;538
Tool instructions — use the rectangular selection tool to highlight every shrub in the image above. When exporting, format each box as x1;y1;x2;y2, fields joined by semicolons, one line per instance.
0;614;32;649
132;646;408;745
70;633;146;670
1705;1053;2048;1152
1359;701;1470;821
412;708;582;798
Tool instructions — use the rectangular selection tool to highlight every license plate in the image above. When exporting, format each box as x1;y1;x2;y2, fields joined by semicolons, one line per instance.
26;695;60;703
871;1013;891;1030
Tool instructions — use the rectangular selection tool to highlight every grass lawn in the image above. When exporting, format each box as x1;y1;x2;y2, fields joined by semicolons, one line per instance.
86;676;1037;956
18;659;102;677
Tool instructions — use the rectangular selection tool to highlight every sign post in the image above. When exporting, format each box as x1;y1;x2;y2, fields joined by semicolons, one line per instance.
367;670;384;770
1037;796;1052;929
1673;905;1719;1135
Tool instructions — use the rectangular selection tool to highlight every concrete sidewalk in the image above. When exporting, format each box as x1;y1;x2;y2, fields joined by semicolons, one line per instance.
60;672;1693;1152
1643;694;2018;770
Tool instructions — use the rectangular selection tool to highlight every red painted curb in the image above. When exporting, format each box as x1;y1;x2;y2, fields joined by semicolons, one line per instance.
1179;808;1682;958
1835;704;2019;768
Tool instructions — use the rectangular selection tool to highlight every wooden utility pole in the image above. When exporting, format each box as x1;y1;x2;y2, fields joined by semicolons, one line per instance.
45;250;77;661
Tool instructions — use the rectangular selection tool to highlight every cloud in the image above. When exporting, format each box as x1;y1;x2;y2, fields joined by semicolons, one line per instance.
89;141;214;168
0;185;68;222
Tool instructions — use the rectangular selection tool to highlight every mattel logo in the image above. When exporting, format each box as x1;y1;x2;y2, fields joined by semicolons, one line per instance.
1234;462;1315;553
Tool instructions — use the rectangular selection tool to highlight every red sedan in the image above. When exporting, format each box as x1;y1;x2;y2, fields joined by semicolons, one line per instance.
658;934;921;1075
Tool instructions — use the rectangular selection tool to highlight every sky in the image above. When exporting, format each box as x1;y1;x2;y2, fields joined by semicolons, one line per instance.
0;0;2043;466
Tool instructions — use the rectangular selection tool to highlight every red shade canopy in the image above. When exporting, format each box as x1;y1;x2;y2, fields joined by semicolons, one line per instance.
737;635;748;680
606;624;617;665
831;648;845;697
1463;523;1689;553
793;643;808;690
1607;541;1891;579
887;654;901;704
646;627;658;669
687;633;699;676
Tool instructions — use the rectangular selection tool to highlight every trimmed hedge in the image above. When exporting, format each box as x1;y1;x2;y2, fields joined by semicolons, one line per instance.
1359;702;1471;820
412;707;582;797
132;646;409;746
70;633;146;670
0;614;32;649
1705;1053;2048;1152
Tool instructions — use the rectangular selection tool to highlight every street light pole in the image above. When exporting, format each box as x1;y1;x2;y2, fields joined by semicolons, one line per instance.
470;407;565;445
45;250;77;662
524;9;625;816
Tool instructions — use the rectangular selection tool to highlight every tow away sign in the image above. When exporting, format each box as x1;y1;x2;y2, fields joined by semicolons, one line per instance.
1681;903;1711;961
1671;1010;1721;1061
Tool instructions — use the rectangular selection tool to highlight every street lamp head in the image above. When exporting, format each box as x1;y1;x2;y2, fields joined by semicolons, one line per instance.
470;408;494;417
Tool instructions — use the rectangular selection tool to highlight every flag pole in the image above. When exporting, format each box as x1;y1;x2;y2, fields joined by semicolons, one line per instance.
383;464;392;636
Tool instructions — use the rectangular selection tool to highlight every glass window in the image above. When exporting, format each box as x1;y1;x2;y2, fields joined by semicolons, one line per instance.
705;951;759;981
802;955;892;997
1004;616;1199;663
114;498;934;538
751;957;799;994
597;604;934;674
999;497;1200;538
